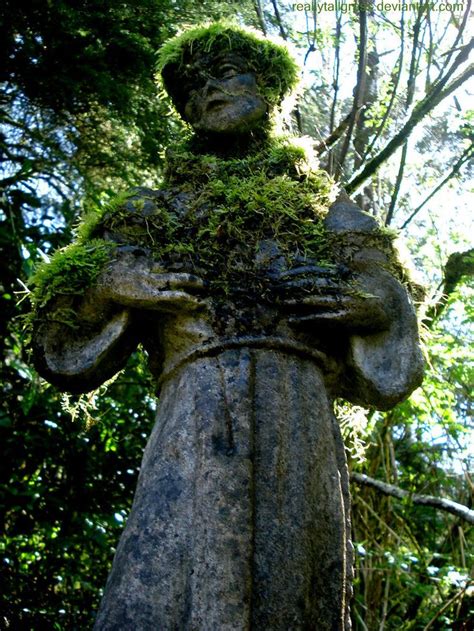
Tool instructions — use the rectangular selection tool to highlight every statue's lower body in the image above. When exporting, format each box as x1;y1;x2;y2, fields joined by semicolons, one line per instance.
94;348;353;630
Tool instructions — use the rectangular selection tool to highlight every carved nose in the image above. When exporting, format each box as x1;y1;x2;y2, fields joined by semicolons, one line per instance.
202;78;222;97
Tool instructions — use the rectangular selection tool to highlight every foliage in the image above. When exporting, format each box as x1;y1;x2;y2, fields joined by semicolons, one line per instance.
1;351;155;628
349;286;473;628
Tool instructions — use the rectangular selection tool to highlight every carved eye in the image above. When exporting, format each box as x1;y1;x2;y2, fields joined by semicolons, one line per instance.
220;64;240;79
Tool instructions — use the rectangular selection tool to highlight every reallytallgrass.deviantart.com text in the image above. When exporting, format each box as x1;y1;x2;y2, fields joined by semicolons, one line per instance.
289;1;466;12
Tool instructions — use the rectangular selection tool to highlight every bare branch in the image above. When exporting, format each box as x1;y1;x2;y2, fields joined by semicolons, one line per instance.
253;0;267;35
435;0;471;79
385;143;408;225
270;0;286;39
335;7;368;179
267;0;304;133
327;9;342;174
315;112;351;155
423;584;471;630
400;144;473;230
361;11;405;164
351;472;474;524
346;62;474;193
424;247;474;324
385;8;423;224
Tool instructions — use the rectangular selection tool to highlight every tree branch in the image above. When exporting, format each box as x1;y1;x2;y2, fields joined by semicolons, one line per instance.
253;0;267;35
335;7;367;179
361;10;405;163
385;142;408;226
315;112;351;155
423;584;471;630
267;0;304;134
434;0;471;80
351;472;474;524
270;0;286;39
399;144;473;230
346;55;474;193
327;8;342;174
385;9;422;224
424;247;474;324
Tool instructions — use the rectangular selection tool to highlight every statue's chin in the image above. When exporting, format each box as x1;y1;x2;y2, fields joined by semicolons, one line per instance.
191;97;267;135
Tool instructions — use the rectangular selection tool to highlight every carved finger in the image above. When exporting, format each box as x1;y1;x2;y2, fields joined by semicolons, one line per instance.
284;288;391;331
106;287;207;312
274;277;342;295
288;310;353;325
282;295;354;310
142;290;207;312
151;272;208;293
276;265;339;280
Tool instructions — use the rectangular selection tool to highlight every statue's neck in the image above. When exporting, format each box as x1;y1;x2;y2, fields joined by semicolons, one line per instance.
190;129;271;158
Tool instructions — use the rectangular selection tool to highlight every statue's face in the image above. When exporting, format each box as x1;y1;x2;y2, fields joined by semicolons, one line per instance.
182;53;268;134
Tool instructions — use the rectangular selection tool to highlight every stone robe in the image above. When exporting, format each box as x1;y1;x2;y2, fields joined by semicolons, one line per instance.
32;197;424;630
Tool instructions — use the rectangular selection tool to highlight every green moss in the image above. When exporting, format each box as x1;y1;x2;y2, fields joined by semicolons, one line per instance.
163;135;310;183
77;191;135;243
156;21;300;108
27;136;415;331
87;137;338;298
29;239;116;315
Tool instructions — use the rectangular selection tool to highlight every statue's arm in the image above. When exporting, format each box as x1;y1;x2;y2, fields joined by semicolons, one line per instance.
32;303;139;394
324;194;424;408
31;249;206;393
339;268;424;410
325;194;424;408
280;192;424;409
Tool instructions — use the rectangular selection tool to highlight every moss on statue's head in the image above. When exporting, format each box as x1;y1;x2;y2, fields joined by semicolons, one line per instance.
156;22;300;114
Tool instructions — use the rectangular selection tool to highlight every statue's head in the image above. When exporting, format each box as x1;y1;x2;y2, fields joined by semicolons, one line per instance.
156;22;299;136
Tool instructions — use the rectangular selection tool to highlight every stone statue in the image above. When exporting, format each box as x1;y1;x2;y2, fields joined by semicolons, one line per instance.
30;23;424;631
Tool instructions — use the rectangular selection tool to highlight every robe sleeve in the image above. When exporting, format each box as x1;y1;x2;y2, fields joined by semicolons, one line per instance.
324;193;424;410
32;299;140;394
30;187;172;394
31;246;205;394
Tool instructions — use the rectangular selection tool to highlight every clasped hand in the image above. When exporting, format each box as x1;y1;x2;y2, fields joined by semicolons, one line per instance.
83;250;392;334
273;264;392;333
87;251;208;315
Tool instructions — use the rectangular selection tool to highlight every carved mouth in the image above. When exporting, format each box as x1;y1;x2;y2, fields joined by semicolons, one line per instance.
206;98;230;110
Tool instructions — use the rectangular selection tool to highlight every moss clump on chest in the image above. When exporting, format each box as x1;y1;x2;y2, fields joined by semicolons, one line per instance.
80;137;338;298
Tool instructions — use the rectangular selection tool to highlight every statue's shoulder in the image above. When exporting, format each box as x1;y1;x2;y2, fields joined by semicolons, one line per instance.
101;185;191;228
122;186;170;214
125;185;195;220
324;190;379;234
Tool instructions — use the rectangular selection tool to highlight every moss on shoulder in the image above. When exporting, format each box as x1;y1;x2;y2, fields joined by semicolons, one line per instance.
77;191;135;244
27;239;116;333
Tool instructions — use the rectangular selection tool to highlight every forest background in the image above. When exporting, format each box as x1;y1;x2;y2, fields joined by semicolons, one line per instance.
1;0;473;629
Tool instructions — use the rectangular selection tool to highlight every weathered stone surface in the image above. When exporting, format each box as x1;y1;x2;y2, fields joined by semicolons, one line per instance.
345;270;424;410
32;308;137;394
324;198;379;233
94;350;350;630
30;22;424;631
